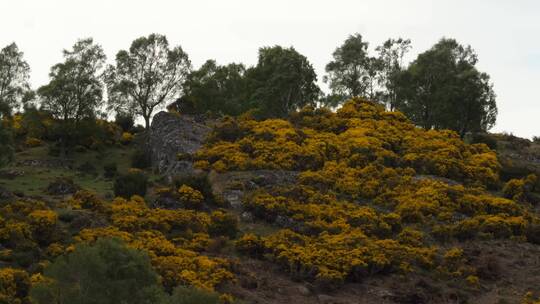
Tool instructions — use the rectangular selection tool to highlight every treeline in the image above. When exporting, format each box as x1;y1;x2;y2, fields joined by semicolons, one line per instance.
0;34;497;157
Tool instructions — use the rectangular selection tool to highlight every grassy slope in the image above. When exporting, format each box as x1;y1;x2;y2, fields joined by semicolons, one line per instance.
0;142;136;200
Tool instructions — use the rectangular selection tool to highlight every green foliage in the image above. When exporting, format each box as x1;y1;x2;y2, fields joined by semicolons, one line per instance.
179;60;248;116
395;38;497;136
0;42;31;115
103;162;118;178
166;286;220;304
0;122;14;167
209;210;239;238
114;171;148;198
115;112;135;132
37;38;107;155
245;46;321;118
324;33;372;100
131;149;152;169
471;132;498;150
105;33;191;129
30;238;166;304
172;173;216;205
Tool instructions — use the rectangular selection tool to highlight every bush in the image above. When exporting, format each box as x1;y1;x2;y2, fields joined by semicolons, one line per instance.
167;286;220;304
172;174;216;205
209;210;239;238
104;163;118;178
177;185;204;209
120;132;134;145
115;113;135;132
471;133;497;150
114;171;148;198
131;149;152;169
30;238;166;304
25;137;43;147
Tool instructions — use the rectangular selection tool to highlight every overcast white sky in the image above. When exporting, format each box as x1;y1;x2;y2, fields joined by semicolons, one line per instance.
1;0;539;138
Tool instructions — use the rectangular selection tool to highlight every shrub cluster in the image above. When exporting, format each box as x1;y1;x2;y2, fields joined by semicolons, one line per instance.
196;98;537;289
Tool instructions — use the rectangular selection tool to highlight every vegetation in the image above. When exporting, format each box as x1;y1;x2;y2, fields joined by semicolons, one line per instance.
37;38;107;156
105;33;191;129
30;238;165;304
0;42;31;115
0;31;537;303
395;38;497;136
197;98;534;289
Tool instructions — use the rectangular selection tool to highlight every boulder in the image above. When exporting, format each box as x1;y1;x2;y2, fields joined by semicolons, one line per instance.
46;177;79;195
149;111;210;178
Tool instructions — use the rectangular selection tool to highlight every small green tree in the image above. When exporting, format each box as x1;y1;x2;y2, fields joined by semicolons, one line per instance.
324;33;379;104
0;42;31;116
375;38;411;110
105;34;191;129
30;238;166;304
179;60;248;116
245;46;320;118
395;38;497;136
38;38;106;155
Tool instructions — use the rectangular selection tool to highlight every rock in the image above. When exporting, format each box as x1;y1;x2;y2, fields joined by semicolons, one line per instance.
276;215;294;228
241;211;254;222
149;112;210;178
151;196;184;209
297;285;311;296
46;177;79;195
223;190;244;209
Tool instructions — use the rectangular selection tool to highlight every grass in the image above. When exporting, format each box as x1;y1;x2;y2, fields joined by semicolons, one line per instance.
0;142;156;200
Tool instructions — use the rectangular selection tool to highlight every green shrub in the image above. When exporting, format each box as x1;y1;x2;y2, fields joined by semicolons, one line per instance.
114;171;148;198
209;210;239;238
167;286;220;304
172;173;216;205
30;238;166;304
131;149;152;169
115;113;134;132
104;163;118;178
471;133;497;150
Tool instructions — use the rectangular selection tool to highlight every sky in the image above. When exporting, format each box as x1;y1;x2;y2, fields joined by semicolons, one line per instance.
1;0;539;138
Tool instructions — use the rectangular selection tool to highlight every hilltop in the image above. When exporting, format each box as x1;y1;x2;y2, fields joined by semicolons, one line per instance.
1;98;540;303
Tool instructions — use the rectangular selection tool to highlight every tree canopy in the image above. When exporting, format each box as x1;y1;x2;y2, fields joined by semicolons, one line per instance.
105;33;191;129
395;38;497;136
0;43;31;116
178;59;248;116
246;46;320;118
38;38;106;122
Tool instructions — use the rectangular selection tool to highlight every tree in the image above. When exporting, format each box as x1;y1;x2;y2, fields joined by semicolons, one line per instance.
375;38;411;110
30;238;166;304
324;34;380;104
395;38;497;136
245;46;320;118
0;43;31;116
38;38;106;154
105;34;191;129
178;60;248;116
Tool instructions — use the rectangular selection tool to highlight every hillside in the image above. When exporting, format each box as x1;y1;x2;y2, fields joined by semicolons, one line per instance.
1;98;540;304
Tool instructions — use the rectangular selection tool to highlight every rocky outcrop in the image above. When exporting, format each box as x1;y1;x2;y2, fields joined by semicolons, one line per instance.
208;170;298;210
149;111;211;178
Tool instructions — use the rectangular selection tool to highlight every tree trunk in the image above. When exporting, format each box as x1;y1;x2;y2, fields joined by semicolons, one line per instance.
144;115;150;130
